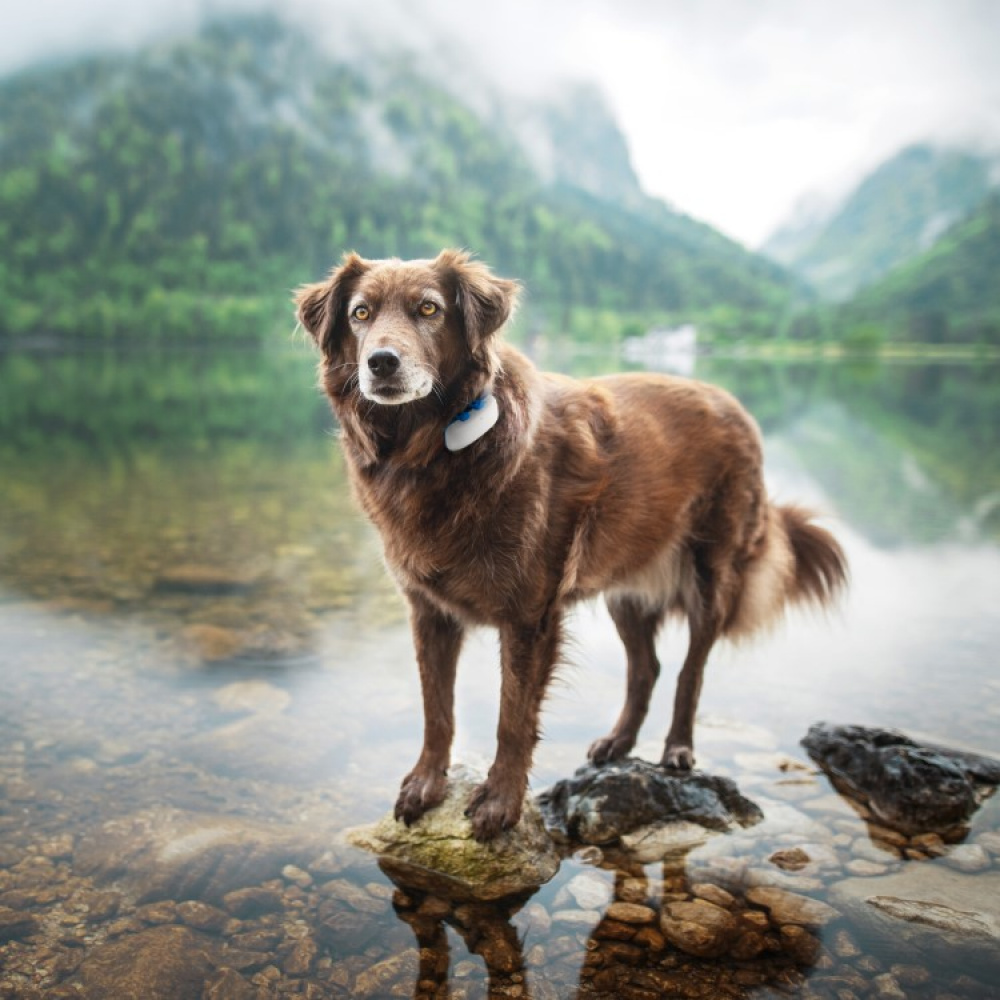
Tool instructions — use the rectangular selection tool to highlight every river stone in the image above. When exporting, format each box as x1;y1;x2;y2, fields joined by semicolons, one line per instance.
536;757;762;845
745;886;840;928
75;807;327;904
72;924;221;999
801;723;1000;836
828;868;1000;980
659;898;739;958
345;768;558;901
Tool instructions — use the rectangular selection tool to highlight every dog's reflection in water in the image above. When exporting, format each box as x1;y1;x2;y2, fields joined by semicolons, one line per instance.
379;857;537;999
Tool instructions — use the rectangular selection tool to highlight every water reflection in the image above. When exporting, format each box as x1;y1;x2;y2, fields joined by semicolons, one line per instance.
1;345;999;998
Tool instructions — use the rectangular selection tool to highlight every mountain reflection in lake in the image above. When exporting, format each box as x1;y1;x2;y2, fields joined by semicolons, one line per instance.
1;345;998;999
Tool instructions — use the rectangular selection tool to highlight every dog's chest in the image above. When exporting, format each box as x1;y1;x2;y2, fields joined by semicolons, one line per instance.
364;477;523;620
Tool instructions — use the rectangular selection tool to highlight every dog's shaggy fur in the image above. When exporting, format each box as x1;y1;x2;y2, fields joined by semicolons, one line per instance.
297;250;847;840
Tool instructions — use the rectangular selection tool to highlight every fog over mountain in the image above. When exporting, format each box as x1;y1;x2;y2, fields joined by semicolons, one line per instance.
3;0;999;245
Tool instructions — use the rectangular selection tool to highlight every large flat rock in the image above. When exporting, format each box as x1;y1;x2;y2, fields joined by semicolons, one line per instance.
829;866;1000;980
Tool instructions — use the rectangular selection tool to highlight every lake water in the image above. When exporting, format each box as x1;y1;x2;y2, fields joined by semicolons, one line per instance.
1;344;998;999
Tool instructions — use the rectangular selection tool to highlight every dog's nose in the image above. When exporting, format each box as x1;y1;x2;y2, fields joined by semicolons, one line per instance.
367;349;401;378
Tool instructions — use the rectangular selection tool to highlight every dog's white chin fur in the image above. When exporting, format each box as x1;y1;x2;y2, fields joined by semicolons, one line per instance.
360;376;434;405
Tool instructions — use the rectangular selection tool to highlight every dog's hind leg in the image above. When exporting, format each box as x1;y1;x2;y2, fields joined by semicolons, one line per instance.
466;612;563;841
588;596;665;765
395;592;465;825
661;604;721;771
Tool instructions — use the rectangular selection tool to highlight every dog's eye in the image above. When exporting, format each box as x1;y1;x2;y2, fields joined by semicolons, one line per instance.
352;304;370;321
419;301;438;317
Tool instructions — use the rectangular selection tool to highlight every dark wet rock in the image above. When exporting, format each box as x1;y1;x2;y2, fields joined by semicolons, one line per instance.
829;868;1000;980
75;807;327;904
801;723;1000;836
346;768;558;901
72;924;220;999
536;758;763;845
0;905;39;941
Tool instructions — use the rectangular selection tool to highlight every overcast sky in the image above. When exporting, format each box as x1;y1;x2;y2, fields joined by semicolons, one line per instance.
4;0;999;246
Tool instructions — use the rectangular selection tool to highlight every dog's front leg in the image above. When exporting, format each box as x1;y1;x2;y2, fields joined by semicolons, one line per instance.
466;613;562;841
395;592;465;825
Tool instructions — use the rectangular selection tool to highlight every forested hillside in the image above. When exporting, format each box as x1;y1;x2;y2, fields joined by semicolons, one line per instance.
763;144;996;302
0;15;797;343
835;193;1000;345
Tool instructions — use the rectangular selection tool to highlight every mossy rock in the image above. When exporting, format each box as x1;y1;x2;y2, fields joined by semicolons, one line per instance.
345;767;559;901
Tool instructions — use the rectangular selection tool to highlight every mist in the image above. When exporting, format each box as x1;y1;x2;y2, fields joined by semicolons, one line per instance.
4;0;999;244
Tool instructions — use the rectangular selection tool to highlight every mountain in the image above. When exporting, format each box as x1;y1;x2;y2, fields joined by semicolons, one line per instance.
763;144;998;301
835;192;1000;345
0;15;797;344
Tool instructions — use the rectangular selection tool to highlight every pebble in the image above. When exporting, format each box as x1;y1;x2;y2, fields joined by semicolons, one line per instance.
941;843;990;872
908;831;947;856
571;846;603;865
659;899;738;959
605;902;656;925
176;900;229;932
560;872;612;911
873;972;907;999
221;888;284;918
281;865;313;888
832;928;861;957
283;934;318;975
551;909;600;927
691;882;734;908
618;877;652;904
768;847;811;871
852;838;901;862
845;859;888;876
779;924;820;965
745;886;840;928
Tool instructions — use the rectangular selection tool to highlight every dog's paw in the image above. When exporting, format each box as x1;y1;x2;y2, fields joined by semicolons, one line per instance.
661;744;695;771
464;781;523;841
587;733;634;766
394;767;447;826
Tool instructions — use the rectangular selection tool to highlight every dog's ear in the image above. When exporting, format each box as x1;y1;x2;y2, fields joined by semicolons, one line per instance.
435;249;520;350
295;252;369;354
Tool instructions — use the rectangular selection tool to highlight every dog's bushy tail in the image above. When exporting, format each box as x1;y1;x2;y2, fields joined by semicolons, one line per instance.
779;505;848;608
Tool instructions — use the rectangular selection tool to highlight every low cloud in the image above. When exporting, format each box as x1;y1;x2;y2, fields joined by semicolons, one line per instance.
4;0;998;244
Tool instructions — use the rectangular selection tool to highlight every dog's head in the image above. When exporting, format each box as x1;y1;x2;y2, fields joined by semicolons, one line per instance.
296;250;519;407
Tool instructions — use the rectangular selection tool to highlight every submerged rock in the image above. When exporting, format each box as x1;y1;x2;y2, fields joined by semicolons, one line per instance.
345;767;559;901
75;807;328;904
801;723;1000;836
72;925;221;1000
536;758;762;846
829;868;1000;980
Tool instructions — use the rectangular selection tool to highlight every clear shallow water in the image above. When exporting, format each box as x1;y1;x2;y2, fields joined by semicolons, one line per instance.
1;345;999;998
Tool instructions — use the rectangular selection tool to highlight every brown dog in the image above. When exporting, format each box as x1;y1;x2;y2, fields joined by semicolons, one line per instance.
296;250;847;841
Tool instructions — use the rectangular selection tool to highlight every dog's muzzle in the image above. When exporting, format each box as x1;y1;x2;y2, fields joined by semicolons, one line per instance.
360;347;433;404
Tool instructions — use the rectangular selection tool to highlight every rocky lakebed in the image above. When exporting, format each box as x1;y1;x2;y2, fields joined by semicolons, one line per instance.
2;614;999;1000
